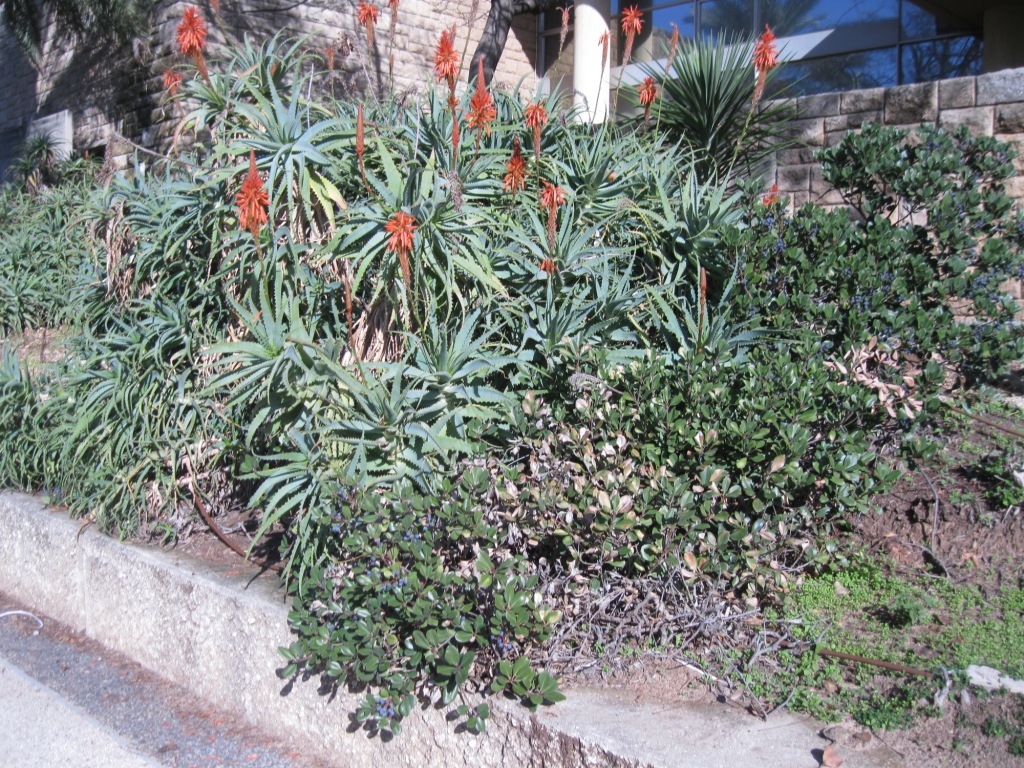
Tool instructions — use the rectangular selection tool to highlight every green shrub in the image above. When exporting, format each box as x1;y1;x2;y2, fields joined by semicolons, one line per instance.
727;124;1024;388
0;167;98;334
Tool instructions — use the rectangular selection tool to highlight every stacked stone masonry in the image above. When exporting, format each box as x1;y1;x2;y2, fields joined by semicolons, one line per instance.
771;68;1024;211
0;0;539;173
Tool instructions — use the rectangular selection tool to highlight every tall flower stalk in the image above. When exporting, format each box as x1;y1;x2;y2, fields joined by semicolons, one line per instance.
727;25;780;177
387;0;400;86
356;104;370;193
614;5;643;112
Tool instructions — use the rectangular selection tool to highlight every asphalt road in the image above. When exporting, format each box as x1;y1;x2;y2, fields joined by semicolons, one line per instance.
0;599;323;768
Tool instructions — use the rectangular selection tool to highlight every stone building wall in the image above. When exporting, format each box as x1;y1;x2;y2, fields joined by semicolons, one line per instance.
0;0;540;175
771;68;1024;209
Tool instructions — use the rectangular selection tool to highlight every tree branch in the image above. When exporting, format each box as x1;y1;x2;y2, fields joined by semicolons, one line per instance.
470;0;563;84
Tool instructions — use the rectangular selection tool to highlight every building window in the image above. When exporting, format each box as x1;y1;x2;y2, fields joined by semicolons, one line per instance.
539;0;982;97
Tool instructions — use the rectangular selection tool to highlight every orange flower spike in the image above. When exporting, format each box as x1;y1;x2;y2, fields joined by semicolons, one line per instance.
177;6;209;82
163;70;183;96
523;101;548;163
357;2;380;48
620;5;643;68
467;58;497;138
667;22;680;68
598;30;610;70
638;76;658;122
236;150;269;240
540;259;558;276
433;26;460;95
559;6;571;56
388;0;399;38
385;210;418;296
762;184;780;207
503;136;528;195
324;45;336;71
752;24;779;104
540;181;566;255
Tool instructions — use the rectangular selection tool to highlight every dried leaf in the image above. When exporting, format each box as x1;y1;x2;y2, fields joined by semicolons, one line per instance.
769;455;786;474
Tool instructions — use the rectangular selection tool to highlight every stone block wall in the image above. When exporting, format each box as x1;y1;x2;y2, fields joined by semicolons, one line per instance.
770;67;1024;210
0;0;540;175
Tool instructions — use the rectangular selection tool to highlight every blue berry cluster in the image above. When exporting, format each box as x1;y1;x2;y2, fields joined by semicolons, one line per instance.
374;697;395;719
492;631;512;656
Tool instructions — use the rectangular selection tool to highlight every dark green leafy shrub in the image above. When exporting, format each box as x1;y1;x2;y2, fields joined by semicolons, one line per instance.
499;347;900;594
727;123;1024;388
280;470;563;735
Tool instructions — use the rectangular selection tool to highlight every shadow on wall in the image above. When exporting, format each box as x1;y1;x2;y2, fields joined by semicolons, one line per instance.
0;0;543;177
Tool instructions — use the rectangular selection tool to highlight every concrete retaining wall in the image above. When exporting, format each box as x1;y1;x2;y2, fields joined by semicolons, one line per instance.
0;490;870;768
0;491;635;768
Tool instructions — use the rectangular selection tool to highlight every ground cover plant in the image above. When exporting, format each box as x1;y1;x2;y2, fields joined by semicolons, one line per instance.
0;6;1023;744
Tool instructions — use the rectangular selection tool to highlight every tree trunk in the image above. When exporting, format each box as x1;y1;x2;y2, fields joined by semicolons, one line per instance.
470;0;562;84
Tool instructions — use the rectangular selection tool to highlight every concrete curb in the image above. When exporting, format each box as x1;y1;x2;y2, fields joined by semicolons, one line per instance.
0;491;897;768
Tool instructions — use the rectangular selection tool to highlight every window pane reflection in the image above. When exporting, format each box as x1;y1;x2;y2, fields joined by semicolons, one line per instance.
699;0;755;40
901;37;982;83
901;1;977;40
770;47;898;95
760;0;897;37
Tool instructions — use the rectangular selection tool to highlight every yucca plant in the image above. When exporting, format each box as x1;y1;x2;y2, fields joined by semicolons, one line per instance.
646;34;792;183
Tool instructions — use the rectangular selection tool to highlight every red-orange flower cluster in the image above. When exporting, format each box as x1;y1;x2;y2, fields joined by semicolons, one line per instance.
163;69;183;96
753;24;779;72
177;6;207;56
324;45;336;70
467;59;497;139
524;101;548;163
236;150;269;239
762;184;779;207
385;210;418;296
503;136;527;195
540;259;558;275
385;210;417;258
176;6;209;82
433;26;460;94
639;75;658;122
620;5;643;68
598;30;610;71
357;2;380;47
639;78;658;104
